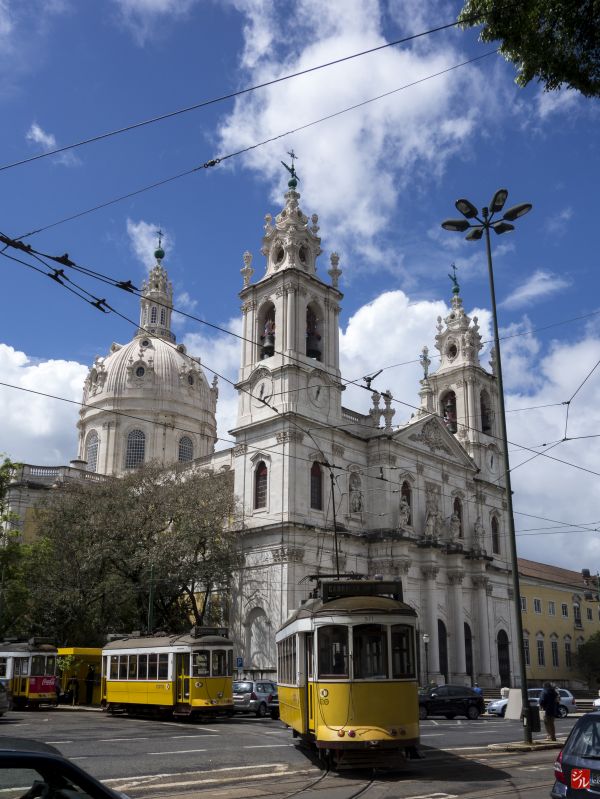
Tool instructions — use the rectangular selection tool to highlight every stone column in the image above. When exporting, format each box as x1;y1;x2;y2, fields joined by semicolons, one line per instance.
332;302;340;371
473;575;492;684
286;285;296;353
448;570;467;681
466;377;477;436
421;565;441;683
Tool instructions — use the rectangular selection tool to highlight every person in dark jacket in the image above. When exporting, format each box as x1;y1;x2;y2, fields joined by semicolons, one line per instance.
540;682;560;741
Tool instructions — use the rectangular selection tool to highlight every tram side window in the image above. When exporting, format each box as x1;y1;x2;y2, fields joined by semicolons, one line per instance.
158;654;169;680
0;657;6;677
110;656;119;679
128;656;137;679
353;624;389;679
138;654;148;679
148;653;158;679
318;626;349;678
277;636;296;684
119;657;128;680
192;651;210;677
228;650;233;676
391;624;416;678
212;650;228;676
306;634;314;679
46;656;56;675
31;656;45;676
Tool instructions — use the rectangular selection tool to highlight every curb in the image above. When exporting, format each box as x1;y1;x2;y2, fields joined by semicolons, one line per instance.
488;740;564;752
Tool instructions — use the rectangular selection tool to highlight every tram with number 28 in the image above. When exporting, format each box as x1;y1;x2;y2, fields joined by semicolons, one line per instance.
101;628;234;717
0;638;57;709
276;578;420;768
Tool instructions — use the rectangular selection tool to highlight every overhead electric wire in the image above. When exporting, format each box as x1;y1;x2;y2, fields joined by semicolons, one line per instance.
0;15;483;174
16;49;498;241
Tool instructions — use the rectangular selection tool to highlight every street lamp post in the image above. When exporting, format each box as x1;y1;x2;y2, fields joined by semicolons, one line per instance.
441;189;533;743
422;633;430;686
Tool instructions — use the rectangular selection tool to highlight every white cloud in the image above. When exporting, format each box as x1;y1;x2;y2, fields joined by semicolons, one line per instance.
111;0;199;45
126;219;172;271
0;343;87;464
536;87;580;120
0;0;14;40
544;206;573;237
501;270;571;310
25;122;80;166
218;0;494;275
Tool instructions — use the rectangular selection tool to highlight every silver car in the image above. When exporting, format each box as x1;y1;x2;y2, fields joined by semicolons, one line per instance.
232;679;277;718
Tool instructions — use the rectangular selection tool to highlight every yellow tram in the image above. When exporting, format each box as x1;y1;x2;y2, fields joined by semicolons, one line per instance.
0;638;57;708
101;628;234;717
276;579;420;768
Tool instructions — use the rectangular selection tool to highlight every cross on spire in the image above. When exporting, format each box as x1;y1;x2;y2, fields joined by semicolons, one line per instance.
156;228;163;249
448;262;460;294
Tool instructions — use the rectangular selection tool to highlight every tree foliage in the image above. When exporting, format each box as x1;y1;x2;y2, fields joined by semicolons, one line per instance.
12;464;239;645
576;631;600;685
459;0;600;97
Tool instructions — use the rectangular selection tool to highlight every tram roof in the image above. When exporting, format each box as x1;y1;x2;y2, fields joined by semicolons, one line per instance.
0;640;57;654
278;595;416;634
102;633;233;651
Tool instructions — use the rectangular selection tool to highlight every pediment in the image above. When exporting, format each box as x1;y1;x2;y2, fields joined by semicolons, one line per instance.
393;414;476;470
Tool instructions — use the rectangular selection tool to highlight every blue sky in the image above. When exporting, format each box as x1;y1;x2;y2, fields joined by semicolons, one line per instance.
1;0;599;570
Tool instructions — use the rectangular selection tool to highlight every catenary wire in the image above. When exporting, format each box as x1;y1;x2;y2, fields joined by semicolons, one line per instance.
0;15;483;173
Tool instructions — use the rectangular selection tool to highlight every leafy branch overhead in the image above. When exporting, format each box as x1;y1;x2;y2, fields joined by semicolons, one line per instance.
459;0;600;97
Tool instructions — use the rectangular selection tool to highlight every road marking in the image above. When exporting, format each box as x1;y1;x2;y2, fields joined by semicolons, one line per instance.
45;741;73;744
71;757;89;761
147;748;208;755
243;744;293;748
170;734;217;738
404;793;457;799
421;733;444;737
111;767;314;792
98;737;149;742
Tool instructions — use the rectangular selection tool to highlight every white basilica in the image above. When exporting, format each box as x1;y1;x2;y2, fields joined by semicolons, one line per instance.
13;173;521;688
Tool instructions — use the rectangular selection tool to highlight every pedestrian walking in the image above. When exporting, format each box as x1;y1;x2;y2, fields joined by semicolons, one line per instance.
539;682;560;741
84;665;96;705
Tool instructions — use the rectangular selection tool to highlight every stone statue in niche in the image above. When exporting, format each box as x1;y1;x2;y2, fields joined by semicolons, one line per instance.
424;499;440;542
448;511;461;542
350;486;363;513
472;516;485;551
398;497;411;528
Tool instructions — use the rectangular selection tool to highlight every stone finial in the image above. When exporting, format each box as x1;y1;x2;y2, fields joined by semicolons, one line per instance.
382;390;395;432
241;251;254;287
420;346;431;379
311;213;320;234
370;391;382;426
328;252;342;288
436;315;443;334
264;213;273;234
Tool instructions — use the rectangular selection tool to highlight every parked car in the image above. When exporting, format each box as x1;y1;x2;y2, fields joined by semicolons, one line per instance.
232;679;277;718
268;687;279;720
0;737;127;799
487;687;576;718
418;684;485;720
0;682;10;716
552;711;600;797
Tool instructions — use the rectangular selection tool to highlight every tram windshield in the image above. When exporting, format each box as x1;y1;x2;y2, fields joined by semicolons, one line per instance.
211;649;228;676
353;624;388;679
192;651;210;677
318;626;349;678
30;655;55;676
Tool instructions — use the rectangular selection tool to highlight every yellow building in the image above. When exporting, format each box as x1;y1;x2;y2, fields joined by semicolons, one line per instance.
519;559;600;689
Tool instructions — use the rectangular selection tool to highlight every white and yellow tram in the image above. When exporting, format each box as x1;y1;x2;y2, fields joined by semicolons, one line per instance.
276;579;420;768
101;628;234;717
0;639;57;708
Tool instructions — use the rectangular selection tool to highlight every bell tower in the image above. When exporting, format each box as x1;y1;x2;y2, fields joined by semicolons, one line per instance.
418;266;502;480
235;158;344;428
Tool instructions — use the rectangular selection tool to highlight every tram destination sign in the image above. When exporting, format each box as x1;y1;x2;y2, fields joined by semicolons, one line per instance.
321;580;403;602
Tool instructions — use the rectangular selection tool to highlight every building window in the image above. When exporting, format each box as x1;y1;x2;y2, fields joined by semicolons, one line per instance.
537;639;545;667
574;604;582;627
150;306;157;324
305;305;322;361
86;430;99;473
310;462;323;510
441;390;457;434
551;640;559;667
521;596;527;612
587;607;593;621
125;429;145;469
453;497;463;538
160;308;166;325
548;601;556;616
178;436;193;463
254;461;268;509
523;638;530;666
565;640;572;668
491;516;500;554
534;598;542;614
480;389;493;434
561;603;568;618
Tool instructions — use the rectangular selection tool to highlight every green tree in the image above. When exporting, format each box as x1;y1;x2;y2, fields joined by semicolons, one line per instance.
27;464;239;645
459;0;600;97
576;631;600;686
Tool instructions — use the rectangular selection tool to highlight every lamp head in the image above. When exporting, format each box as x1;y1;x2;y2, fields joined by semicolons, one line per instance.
441;218;470;232
489;188;508;213
503;202;532;221
455;198;478;219
492;221;515;235
465;226;483;241
422;633;430;644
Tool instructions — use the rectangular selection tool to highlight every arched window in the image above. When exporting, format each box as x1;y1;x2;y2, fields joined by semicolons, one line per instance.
310;461;323;510
125;429;145;469
259;302;276;359
306;305;322;360
480;390;492;434
492;516;500;554
178;436;193;463
349;473;362;513
150;306;157;324
86;431;99;473
400;480;412;526
160;308;166;325
254;461;268;509
453;497;463;538
441;390;457;434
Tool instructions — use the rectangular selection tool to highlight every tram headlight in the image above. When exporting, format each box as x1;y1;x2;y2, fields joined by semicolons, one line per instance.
319;688;328;698
347;730;356;738
389;728;398;736
337;729;345;737
195;681;203;688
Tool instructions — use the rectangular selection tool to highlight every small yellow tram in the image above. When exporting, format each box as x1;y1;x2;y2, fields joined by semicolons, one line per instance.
0;638;57;708
101;628;234;717
276;579;420;768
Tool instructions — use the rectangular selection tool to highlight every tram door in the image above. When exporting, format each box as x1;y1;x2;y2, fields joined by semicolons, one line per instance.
14;657;29;698
306;633;315;733
175;653;189;704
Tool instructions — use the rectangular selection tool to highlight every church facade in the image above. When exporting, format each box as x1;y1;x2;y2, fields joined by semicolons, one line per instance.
8;176;521;688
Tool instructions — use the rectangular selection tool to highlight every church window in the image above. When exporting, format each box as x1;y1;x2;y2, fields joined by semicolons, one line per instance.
160;308;166;325
492;516;500;554
306;305;322;361
259;303;276;359
310;462;323;510
150;307;157;324
299;245;307;264
86;431;99;473
400;481;412;525
275;245;284;264
188;374;194;386
453;497;463;538
125;429;145;469
254;461;268;509
178;436;193;463
349;473;362;513
440;390;457;434
480;390;493;434
135;366;145;378
141;339;150;348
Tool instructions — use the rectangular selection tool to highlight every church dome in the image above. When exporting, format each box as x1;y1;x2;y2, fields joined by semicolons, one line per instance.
76;245;218;476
